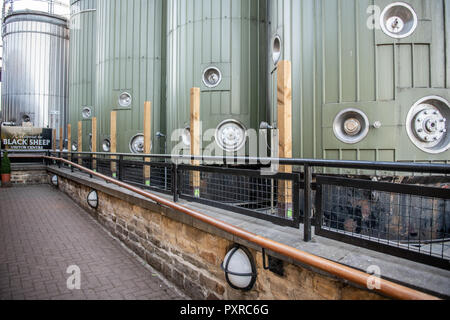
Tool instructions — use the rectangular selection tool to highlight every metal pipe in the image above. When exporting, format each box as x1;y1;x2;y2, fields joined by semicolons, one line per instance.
44;155;440;300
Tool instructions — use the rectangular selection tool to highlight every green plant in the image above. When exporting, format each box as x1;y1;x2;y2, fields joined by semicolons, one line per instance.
1;152;11;175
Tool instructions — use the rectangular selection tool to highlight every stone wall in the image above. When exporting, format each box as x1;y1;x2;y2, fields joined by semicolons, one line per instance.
10;165;48;185
54;173;386;300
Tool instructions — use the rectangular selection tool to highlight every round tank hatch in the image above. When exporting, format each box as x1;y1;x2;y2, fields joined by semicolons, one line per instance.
82;107;92;119
129;134;151;154
406;96;450;154
202;67;222;88
272;35;282;65
215;120;247;152
102;139;111;152
118;92;132;108
380;2;418;39
333;109;370;144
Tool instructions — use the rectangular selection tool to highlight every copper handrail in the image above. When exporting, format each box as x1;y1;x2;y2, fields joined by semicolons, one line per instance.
44;155;440;300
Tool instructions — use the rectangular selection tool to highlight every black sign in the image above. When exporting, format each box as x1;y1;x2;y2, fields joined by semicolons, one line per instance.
1;126;53;150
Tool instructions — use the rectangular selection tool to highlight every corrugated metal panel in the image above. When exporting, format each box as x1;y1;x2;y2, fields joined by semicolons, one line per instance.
69;0;97;151
269;0;450;161
166;0;268;153
1;12;69;138
96;0;166;154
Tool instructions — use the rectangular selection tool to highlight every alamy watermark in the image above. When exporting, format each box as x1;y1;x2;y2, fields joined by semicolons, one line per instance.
66;265;81;290
366;265;381;290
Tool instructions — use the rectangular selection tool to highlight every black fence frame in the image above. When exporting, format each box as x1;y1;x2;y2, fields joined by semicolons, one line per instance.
177;164;303;228
315;176;450;270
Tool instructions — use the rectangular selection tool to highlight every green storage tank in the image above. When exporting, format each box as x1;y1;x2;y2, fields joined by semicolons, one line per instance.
268;0;450;162
166;0;268;154
96;0;166;154
69;0;97;152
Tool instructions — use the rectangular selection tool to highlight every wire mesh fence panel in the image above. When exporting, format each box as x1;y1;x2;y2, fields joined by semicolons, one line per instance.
178;166;301;227
97;158;113;177
316;176;450;269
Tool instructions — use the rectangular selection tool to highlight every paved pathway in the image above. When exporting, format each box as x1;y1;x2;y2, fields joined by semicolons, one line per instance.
0;185;185;300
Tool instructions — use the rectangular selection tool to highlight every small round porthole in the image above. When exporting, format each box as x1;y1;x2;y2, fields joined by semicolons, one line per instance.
333;109;370;144
272;35;282;65
380;2;418;39
102;138;111;152
202;67;222;88
118;92;132;108
82;107;92;119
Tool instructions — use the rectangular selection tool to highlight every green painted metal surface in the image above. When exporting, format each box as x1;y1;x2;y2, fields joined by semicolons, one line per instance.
69;0;97;152
166;0;268;153
268;0;450;161
96;0;166;154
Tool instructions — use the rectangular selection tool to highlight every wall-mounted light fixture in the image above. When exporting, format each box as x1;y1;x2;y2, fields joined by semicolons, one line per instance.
87;190;98;209
51;175;58;186
221;245;257;291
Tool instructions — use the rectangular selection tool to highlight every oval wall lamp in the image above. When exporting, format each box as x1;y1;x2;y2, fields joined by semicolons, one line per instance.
51;175;58;186
87;190;99;209
221;245;257;291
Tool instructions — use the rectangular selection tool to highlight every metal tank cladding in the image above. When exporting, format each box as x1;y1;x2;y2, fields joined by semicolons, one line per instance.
1;9;69;134
69;0;97;152
166;0;268;154
268;0;450;162
96;0;166;154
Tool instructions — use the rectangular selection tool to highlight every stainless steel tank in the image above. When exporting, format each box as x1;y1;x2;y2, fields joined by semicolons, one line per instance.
1;0;69;140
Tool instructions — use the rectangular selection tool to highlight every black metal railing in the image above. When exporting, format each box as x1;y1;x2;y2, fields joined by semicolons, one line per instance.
177;164;302;228
315;176;450;269
2;149;449;270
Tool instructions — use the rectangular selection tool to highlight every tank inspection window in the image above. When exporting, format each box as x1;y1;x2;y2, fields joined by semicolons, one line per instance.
202;67;222;88
118;92;132;108
380;2;418;39
82;107;92;119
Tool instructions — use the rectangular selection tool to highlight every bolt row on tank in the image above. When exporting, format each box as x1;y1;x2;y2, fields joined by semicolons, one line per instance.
3;0;448;162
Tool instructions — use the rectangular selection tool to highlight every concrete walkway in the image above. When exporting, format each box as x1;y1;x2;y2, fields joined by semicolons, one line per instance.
0;185;185;300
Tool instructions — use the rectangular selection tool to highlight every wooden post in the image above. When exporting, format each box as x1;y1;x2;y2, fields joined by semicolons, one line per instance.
92;117;97;171
59;127;64;152
190;87;201;198
111;111;117;178
52;129;57;151
78;121;83;165
144;101;152;187
67;124;71;163
277;60;293;219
